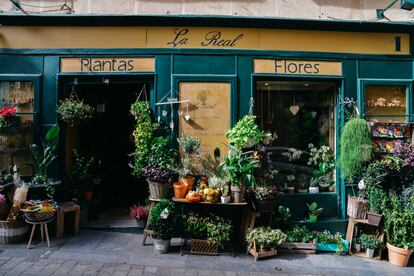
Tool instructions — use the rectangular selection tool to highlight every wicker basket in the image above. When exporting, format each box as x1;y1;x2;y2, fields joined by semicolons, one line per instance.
21;209;56;223
0;220;29;244
190;239;219;255
347;196;368;219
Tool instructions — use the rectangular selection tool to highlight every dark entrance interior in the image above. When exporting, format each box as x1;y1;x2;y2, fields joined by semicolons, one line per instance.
62;77;150;217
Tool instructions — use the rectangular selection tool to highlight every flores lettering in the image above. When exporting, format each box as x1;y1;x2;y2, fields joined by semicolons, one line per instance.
167;28;244;48
275;60;320;75
80;58;134;72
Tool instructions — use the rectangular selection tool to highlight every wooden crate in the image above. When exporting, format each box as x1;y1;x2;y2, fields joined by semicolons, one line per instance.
247;240;277;261
190;239;219;256
279;241;317;254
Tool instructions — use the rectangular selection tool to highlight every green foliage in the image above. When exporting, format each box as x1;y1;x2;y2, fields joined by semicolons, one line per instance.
285;225;313;243
68;150;94;192
147;137;177;171
246;227;286;250
314;230;346;254
307;202;323;216
56;96;94;127
131;101;153;175
184;212;232;246
384;194;414;250
148;199;176;240
278;205;292;223
339;118;373;178
222;144;260;188
358;234;383;250
178;134;200;155
366;185;387;214
30;125;60;199
226;115;264;149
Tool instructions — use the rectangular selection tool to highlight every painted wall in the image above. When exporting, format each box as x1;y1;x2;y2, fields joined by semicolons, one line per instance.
1;0;413;21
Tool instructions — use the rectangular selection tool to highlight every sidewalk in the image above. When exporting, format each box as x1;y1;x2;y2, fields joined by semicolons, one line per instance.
0;229;413;275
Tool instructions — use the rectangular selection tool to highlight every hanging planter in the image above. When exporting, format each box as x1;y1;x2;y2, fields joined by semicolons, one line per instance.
56;89;94;127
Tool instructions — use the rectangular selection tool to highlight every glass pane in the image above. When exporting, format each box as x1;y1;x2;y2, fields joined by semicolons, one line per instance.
365;85;407;122
0;81;35;177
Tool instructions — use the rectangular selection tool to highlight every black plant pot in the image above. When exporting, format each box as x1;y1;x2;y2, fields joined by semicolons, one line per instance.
367;212;383;227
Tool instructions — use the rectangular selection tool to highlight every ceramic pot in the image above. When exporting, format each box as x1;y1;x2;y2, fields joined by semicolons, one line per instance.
147;180;170;199
153;239;170;254
367;212;383;227
366;248;375;258
354;243;361;252
309;214;318;223
173;182;188;198
220;195;231;204
231;186;244;203
319;183;330;192
179;176;195;191
387;242;413;267
309;187;319;194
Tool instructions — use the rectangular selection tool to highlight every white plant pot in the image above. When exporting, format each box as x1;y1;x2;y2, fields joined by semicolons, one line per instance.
309;187;319;194
153;239;170;254
366;248;375;258
220;195;231;204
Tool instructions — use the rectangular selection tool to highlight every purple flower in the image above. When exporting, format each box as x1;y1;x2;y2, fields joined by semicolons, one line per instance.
0;194;6;205
141;166;173;184
394;143;414;168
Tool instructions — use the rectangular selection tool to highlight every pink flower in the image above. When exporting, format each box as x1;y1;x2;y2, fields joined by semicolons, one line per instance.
0;194;6;205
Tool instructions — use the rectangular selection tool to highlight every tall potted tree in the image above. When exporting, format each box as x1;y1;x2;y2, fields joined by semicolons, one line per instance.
148;199;176;254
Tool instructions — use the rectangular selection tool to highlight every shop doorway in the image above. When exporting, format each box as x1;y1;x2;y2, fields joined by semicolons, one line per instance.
62;78;150;217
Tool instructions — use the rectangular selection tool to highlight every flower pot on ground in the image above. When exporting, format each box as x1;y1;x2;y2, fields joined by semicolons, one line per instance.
148;200;176;254
130;204;149;229
359;234;383;259
366;248;375;258
307;202;323;223
387;242;413;267
246;227;286;261
173;182;188;198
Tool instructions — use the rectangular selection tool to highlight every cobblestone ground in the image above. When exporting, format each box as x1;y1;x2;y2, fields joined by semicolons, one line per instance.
0;230;413;275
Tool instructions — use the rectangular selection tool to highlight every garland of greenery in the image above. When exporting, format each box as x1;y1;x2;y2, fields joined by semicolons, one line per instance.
339;117;373;178
131;101;153;175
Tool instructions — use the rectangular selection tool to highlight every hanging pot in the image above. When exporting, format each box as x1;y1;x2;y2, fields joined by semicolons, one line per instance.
387;243;413;267
231;185;245;203
347;196;368;219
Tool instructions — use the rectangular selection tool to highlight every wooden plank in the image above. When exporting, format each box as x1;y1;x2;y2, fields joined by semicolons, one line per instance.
172;197;247;205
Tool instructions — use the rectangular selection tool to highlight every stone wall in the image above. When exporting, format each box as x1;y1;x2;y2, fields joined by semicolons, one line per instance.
1;0;413;21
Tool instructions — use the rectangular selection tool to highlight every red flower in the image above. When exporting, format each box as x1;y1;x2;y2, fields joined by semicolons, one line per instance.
0;106;16;118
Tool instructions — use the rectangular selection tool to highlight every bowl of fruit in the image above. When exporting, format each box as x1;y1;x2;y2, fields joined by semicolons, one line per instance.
21;200;57;222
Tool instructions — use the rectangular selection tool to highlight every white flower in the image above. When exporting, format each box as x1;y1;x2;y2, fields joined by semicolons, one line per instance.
358;179;365;191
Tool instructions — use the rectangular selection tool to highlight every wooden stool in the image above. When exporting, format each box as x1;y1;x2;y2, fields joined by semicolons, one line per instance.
141;198;159;246
26;219;54;249
56;202;80;238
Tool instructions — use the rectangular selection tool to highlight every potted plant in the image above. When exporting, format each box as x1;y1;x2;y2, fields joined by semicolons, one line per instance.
226;115;264;149
246;227;286;261
220;182;231;204
384;194;414;267
280;225;316;254
129;203;149;228
29;125;61;200
309;177;319;194
314;230;348;254
222;145;260;203
68;150;94;202
297;174;309;193
208;175;231;204
148;199;176;254
278;205;292;224
307;202;323;223
359;234;383;258
177;134;200;191
142;166;173;199
56;93;94;127
0;106;21;132
286;174;296;194
347;179;369;219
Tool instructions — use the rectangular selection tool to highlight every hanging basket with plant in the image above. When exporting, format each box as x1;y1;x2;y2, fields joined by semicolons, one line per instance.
56;89;94;127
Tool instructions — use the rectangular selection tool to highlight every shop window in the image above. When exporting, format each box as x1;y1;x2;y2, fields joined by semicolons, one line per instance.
365;85;408;122
254;80;337;193
0;81;35;177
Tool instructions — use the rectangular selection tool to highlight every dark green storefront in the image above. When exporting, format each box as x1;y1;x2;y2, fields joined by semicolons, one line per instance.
0;15;413;232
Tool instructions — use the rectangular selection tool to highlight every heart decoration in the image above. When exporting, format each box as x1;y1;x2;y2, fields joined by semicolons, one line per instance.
289;105;300;116
185;114;191;121
311;111;317;118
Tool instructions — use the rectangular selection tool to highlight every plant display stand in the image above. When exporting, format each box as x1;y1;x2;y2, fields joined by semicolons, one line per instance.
346;218;384;260
279;241;316;254
141;198;159;246
56;202;80;238
247;240;277;261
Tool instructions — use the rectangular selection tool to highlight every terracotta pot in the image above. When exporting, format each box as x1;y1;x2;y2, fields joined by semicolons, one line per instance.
147;180;170;199
347;196;368;219
231;186;244;203
173;182;188;198
387;242;412;267
84;192;93;202
367;212;383;227
179;176;195;191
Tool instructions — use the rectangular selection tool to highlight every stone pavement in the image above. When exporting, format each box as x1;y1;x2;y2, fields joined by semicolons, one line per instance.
0;229;413;275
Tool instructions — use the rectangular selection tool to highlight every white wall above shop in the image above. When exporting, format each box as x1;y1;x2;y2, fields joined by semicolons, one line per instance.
1;0;413;21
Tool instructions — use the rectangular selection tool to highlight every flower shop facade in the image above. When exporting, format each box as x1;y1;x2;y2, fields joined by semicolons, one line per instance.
0;15;412;232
